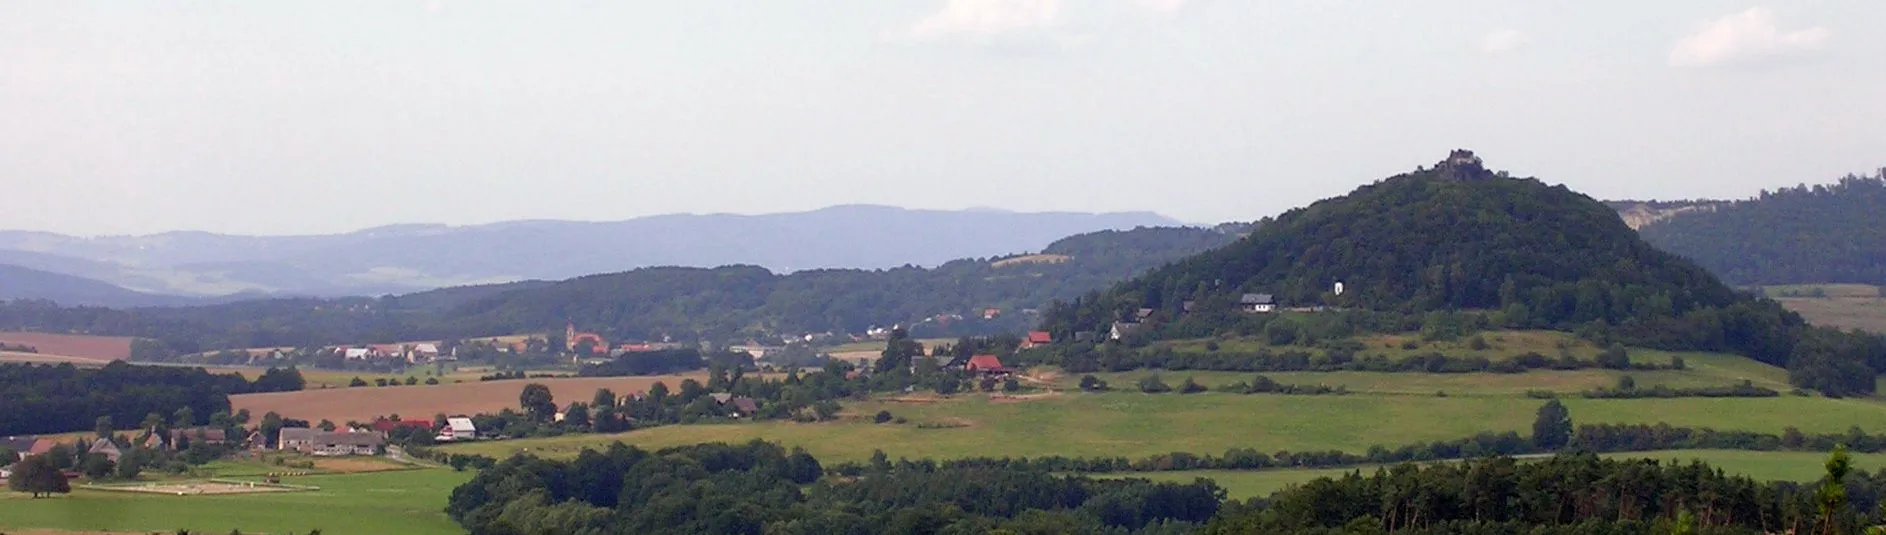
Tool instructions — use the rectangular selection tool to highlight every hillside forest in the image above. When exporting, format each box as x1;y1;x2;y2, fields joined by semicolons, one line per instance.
1041;156;1886;396
1637;170;1886;286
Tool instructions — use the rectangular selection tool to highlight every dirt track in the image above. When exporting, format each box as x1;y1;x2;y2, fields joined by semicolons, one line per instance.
232;373;707;423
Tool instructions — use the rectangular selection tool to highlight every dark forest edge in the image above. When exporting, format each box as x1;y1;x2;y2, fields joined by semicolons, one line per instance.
0;361;304;436
441;439;1886;534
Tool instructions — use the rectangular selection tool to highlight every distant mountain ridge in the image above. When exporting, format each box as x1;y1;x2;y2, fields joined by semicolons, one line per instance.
0;205;1180;298
0;264;198;307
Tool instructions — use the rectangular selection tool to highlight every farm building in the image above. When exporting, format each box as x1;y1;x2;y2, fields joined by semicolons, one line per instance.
276;428;385;456
436;417;477;442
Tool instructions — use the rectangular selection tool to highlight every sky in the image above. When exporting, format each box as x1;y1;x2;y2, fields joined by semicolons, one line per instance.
2;1;1883;236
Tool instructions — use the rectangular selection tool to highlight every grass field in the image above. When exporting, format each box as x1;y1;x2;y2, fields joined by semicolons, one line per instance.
1055;351;1792;397
1096;450;1886;499
0;467;472;534
441;388;1886;464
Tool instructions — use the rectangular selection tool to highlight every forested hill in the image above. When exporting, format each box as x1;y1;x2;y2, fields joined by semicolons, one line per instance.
0;225;1240;354
1636;171;1886;285
1041;151;1885;395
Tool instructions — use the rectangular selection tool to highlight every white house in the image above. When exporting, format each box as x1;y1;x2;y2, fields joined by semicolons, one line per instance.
1240;293;1277;313
1109;321;1141;341
436;417;477;442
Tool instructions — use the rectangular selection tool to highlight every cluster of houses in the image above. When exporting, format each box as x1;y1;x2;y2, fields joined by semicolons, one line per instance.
1107;293;1280;341
1;418;488;474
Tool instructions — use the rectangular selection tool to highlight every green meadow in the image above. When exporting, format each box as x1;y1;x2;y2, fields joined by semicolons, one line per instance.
0;467;473;535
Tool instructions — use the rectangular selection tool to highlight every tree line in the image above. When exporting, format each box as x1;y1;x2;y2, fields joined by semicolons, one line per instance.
445;440;1223;535
0;361;302;436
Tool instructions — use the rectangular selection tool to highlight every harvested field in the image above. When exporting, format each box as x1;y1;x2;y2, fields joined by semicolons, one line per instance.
232;373;708;423
0;351;113;365
0;332;133;361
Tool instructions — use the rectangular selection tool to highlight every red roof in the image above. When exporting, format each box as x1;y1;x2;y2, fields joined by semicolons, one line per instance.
371;419;435;432
966;354;1005;371
1025;331;1053;344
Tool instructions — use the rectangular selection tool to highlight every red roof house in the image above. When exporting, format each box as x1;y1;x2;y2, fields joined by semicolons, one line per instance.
1020;331;1053;349
965;354;1007;374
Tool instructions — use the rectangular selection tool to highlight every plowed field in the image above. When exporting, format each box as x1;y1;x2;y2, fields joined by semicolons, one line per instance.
0;332;134;361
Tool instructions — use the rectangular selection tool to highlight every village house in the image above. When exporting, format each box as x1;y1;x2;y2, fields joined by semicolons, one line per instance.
1019;331;1054;350
965;354;1009;376
729;396;760;418
26;438;57;457
1240;293;1277;313
435;417;478;442
87;438;122;463
1110;321;1141;341
165;427;229;450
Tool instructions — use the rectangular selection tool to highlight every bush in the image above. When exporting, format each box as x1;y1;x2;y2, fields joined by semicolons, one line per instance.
1468;335;1489;351
1002;378;1021;393
873;410;893;424
1138;375;1172;393
424;377;440;385
1078;375;1110;392
1179;377;1207;394
348;377;368;387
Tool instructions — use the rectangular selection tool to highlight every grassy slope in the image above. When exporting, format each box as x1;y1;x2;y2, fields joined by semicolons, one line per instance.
1100;450;1886;500
0;468;472;535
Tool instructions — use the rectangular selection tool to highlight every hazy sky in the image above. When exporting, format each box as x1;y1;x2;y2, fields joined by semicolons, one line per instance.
3;1;1882;236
